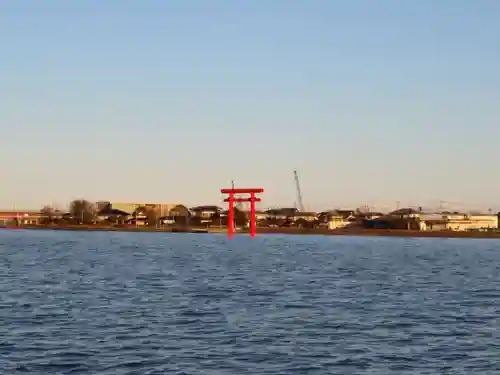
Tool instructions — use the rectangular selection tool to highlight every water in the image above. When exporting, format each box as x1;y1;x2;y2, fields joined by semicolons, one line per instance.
1;230;500;374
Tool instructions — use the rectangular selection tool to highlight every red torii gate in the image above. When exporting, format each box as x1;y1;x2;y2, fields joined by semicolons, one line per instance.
221;187;264;237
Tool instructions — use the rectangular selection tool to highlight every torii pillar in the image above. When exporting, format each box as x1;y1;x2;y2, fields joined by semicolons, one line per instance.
221;188;264;237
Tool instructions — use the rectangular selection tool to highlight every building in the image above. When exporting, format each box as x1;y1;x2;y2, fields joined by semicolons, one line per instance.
328;215;351;230
169;205;190;217
106;202;180;216
189;206;222;225
0;211;43;226
96;208;132;222
324;210;357;230
293;212;319;222
263;208;298;220
387;208;421;219
255;211;268;222
190;205;222;218
262;208;318;222
421;213;498;231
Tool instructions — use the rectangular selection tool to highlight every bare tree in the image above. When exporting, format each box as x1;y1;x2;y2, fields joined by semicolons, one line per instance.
146;207;158;227
218;208;248;227
69;199;96;224
40;205;55;224
233;207;248;227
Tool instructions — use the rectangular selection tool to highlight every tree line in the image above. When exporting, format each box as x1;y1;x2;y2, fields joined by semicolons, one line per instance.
39;200;250;227
40;199;160;226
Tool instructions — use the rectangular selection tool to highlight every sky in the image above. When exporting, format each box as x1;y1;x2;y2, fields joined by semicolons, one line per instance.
1;0;499;212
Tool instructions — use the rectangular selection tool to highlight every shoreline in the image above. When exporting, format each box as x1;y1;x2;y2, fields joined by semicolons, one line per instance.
249;227;500;239
0;225;208;233
2;224;500;239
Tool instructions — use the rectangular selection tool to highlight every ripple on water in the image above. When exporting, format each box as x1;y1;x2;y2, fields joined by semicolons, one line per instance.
1;230;500;374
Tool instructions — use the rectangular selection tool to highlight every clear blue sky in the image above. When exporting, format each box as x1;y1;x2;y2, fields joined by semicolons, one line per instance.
1;0;499;212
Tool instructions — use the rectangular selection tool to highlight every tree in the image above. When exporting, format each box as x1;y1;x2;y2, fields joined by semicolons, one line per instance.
220;207;248;227
234;208;248;227
169;204;190;217
146;207;158;227
94;201;111;213
133;206;147;217
69;199;96;224
169;205;191;225
40;205;55;224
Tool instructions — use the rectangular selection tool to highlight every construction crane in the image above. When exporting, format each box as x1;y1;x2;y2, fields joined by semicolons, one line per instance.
293;170;305;212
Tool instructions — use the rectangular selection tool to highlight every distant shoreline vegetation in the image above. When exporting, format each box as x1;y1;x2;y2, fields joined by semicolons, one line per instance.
1;199;499;236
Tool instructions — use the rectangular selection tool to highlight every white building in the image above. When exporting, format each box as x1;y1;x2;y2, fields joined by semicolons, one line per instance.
420;213;498;231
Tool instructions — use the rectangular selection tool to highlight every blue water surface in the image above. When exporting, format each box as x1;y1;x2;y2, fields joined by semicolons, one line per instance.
1;229;500;374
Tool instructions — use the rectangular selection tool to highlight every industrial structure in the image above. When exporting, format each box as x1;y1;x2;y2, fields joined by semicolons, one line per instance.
293;169;305;212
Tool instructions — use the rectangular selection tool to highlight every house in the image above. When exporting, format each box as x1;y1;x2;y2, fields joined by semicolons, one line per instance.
322;210;357;230
265;208;299;220
255;211;268;222
357;212;384;220
0;211;43;226
335;209;357;218
292;212;318;222
359;208;422;230
159;216;176;225
328;215;351;230
420;219;448;231
165;205;191;225
367;211;499;232
106;202;181;217
96;208;131;222
94;202;183;226
190;205;222;218
387;208;421;219
260;208;316;221
169;205;190;218
190;206;222;223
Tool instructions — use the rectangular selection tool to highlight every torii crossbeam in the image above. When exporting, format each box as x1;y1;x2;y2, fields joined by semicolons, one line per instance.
220;188;264;237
